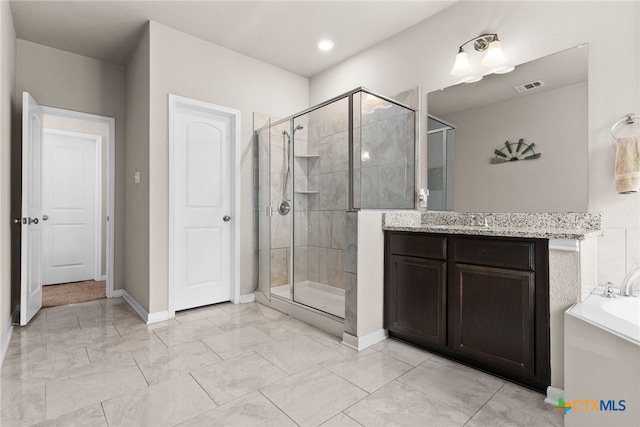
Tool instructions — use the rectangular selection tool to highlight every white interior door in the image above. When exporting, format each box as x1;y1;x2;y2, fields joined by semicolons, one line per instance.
20;92;43;325
171;98;233;311
41;130;99;285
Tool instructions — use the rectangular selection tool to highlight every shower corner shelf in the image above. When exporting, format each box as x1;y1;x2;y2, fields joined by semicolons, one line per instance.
295;190;319;194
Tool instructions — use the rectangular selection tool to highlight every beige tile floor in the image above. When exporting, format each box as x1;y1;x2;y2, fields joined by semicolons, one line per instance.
0;298;564;426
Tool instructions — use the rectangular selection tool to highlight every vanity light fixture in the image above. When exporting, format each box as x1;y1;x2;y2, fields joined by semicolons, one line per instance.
450;33;509;77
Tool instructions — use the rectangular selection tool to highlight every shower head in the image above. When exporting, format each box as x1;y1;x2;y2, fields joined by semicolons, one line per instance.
283;125;303;139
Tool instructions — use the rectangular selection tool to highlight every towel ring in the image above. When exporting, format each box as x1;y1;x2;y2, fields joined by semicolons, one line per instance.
611;114;640;139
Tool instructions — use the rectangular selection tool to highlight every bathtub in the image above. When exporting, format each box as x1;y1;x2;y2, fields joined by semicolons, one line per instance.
564;286;639;426
569;286;639;344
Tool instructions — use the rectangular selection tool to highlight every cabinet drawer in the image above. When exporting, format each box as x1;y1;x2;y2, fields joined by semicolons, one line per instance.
452;236;534;271
387;232;447;260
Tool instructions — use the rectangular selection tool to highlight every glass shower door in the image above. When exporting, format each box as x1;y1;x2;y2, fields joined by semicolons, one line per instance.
292;99;348;318
357;90;416;209
427;115;455;211
256;121;271;300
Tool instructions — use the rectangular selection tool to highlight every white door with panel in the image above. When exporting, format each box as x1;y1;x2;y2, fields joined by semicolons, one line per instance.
171;98;234;311
41;130;100;285
20;92;44;325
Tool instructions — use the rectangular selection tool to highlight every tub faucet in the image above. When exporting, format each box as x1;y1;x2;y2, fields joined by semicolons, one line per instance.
620;267;640;296
602;282;616;298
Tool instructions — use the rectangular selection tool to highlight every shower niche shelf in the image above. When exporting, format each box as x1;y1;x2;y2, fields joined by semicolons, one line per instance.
294;155;319;194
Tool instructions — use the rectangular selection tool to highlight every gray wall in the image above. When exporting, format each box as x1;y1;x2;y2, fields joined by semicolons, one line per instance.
124;25;151;310
0;0;16;351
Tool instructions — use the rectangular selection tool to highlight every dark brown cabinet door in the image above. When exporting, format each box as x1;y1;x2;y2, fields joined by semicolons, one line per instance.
449;263;535;377
386;254;446;347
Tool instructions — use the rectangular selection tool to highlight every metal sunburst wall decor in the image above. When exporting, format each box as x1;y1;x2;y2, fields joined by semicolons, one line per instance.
491;139;541;164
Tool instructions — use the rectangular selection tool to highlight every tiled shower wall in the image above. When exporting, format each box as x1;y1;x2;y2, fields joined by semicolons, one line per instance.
299;98;350;290
357;99;416;209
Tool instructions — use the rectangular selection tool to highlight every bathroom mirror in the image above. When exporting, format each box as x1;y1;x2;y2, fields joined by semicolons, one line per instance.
427;45;588;212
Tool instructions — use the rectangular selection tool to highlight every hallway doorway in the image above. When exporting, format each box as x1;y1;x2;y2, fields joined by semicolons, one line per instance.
39;114;109;309
14;94;116;322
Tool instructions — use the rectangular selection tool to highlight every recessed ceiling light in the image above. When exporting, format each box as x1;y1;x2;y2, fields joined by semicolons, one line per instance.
317;39;335;52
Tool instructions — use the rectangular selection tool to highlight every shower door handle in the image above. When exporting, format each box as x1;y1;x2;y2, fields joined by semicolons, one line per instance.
223;216;231;222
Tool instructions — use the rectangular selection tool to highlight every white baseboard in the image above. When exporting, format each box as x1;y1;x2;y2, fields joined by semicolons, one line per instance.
544;386;564;406
122;290;170;324
1;320;14;368
239;293;255;304
147;310;170;324
110;289;124;298
342;329;388;351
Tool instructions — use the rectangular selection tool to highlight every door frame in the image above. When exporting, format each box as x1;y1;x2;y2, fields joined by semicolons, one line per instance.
168;94;241;318
40;106;116;297
42;128;103;283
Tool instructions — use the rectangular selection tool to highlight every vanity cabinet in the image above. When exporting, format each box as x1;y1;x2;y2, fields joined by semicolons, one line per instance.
384;231;550;390
385;233;447;346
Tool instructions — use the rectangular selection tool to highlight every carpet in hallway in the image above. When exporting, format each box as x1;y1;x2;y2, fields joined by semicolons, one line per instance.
42;280;106;308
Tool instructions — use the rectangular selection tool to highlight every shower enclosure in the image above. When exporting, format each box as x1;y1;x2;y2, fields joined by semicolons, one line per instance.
255;87;416;320
427;115;455;211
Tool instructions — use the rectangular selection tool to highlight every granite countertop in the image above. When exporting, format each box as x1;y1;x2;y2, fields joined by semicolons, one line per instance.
383;224;602;240
382;211;602;240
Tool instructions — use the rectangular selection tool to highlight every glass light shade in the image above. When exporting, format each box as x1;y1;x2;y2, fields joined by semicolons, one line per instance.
481;40;506;67
461;75;483;84
493;65;515;74
450;50;472;76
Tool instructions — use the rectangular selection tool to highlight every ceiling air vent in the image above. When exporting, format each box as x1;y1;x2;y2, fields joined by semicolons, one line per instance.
514;80;545;93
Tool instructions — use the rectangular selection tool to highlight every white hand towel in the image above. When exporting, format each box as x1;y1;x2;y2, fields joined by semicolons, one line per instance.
615;135;640;194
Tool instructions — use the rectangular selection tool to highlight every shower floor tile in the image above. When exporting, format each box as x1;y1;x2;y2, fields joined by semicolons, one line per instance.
271;281;345;318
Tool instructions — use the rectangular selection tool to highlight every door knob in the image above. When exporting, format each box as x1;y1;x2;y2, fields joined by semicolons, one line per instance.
28;217;38;225
12;218;21;225
223;215;231;222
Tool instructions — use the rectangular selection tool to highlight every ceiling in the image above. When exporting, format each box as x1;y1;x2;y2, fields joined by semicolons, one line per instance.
10;0;456;78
